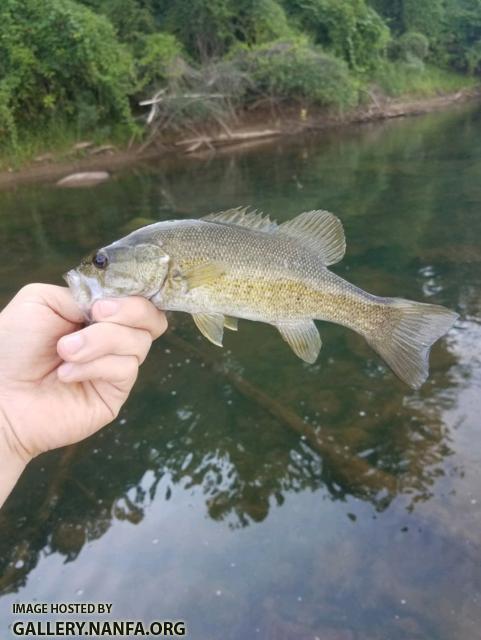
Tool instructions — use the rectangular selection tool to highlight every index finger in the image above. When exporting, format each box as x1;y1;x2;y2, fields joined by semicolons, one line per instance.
14;284;84;325
91;297;168;339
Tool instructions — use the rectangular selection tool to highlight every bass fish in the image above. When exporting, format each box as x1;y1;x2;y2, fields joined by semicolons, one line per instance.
65;208;458;388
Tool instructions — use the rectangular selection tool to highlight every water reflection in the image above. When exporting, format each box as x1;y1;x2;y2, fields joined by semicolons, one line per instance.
1;103;480;639
0;312;461;595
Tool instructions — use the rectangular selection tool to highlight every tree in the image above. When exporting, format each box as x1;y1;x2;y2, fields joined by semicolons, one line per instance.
282;0;390;72
0;0;135;144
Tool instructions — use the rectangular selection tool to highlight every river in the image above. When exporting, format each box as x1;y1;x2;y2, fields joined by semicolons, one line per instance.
1;103;481;640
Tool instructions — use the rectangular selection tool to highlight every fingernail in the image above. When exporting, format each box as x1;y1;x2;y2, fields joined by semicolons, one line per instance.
95;299;120;318
60;333;84;355
58;362;74;379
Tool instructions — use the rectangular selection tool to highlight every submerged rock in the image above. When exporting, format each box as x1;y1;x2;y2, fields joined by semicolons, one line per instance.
56;171;110;187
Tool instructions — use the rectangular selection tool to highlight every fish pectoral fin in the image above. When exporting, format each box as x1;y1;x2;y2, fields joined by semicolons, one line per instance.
276;320;322;364
224;316;238;331
192;313;225;347
183;262;225;289
278;210;345;265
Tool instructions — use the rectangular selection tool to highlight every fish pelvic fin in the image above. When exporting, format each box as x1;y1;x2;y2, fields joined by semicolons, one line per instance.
224;315;238;331
366;298;458;389
192;313;224;347
276;320;322;364
279;210;346;265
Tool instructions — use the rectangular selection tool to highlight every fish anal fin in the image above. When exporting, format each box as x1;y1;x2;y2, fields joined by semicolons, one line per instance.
183;262;225;289
276;320;321;364
203;207;278;233
279;210;346;265
224;316;238;331
192;313;225;347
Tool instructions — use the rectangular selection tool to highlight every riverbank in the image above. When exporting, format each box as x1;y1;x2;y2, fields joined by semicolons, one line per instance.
0;86;479;191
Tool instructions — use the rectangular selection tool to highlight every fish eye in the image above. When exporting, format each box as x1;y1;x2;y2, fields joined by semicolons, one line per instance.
92;252;109;270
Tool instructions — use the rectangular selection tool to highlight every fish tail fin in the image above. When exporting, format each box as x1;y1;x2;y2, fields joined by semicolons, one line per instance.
365;298;458;389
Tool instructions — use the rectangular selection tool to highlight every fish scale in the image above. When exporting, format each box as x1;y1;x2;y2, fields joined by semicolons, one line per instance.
66;208;458;389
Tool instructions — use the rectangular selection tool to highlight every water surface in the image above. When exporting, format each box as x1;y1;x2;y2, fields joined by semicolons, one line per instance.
1;104;481;639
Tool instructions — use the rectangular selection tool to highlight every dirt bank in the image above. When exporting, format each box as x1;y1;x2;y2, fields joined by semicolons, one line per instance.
1;87;479;191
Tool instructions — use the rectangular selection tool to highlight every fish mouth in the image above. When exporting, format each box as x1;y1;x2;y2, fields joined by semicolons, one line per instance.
64;269;103;318
63;269;80;289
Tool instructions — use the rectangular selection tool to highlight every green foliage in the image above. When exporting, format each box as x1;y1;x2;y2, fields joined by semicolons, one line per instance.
367;0;443;38
367;0;403;33
442;0;481;74
283;0;390;72
372;62;477;97
136;33;186;93
237;40;359;109
390;31;430;65
78;0;156;44
151;0;236;60
1;0;480;160
242;0;296;44
0;0;135;145
402;0;443;39
150;0;296;60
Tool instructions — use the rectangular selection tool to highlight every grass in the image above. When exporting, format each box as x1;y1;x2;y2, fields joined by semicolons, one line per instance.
371;62;478;99
0;121;136;171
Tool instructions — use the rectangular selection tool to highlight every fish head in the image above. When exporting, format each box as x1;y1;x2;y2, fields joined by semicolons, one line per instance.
64;241;170;315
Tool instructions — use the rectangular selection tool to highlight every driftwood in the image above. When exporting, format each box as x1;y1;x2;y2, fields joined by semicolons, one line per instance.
176;128;281;154
164;331;396;497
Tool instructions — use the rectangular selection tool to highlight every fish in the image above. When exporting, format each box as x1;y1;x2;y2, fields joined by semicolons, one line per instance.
65;207;458;388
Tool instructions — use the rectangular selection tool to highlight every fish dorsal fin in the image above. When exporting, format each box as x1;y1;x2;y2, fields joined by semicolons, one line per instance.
192;313;225;347
203;206;278;232
278;210;346;265
276;320;322;364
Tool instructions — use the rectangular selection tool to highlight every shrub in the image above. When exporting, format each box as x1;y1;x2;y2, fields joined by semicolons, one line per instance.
152;0;236;61
282;0;390;72
136;33;186;93
0;0;135;145
78;0;156;45
150;0;297;60
242;0;296;44
140;58;251;132
397;31;430;62
236;40;358;109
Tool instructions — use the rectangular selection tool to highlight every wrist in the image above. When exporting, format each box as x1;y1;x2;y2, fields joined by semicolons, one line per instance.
0;406;30;507
0;403;33;464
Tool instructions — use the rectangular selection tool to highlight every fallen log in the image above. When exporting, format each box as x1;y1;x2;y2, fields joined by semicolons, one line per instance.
164;331;397;499
176;128;281;153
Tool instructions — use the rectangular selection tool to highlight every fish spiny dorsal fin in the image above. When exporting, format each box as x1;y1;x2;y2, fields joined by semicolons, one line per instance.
203;206;278;233
278;210;346;265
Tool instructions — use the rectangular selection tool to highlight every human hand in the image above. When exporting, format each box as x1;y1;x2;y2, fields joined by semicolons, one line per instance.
0;284;167;468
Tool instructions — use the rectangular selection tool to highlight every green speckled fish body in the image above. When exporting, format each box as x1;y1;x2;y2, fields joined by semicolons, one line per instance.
66;208;458;388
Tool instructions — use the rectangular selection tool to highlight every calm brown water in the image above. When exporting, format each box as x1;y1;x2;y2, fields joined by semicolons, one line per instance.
1;103;481;639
